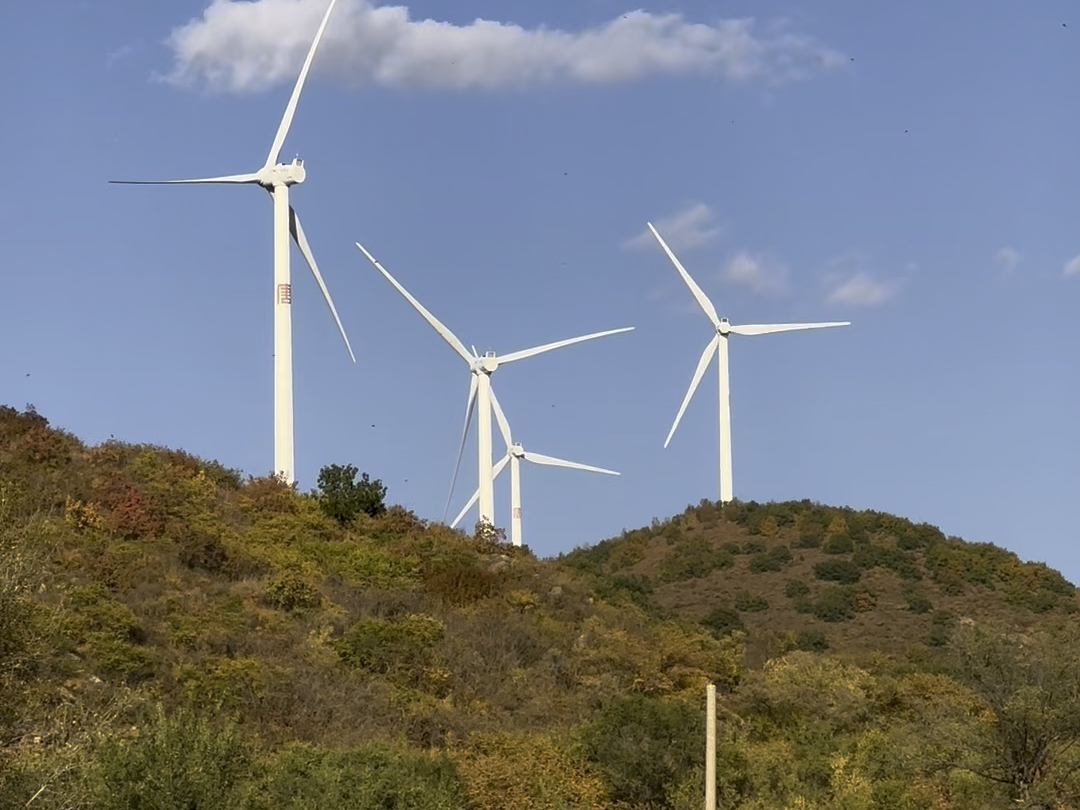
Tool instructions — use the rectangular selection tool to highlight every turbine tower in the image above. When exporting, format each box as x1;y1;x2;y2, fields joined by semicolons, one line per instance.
450;385;619;546
111;0;354;483
356;242;632;529
647;222;850;504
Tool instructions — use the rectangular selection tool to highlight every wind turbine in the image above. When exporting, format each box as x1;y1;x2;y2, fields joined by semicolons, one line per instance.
647;222;849;504
110;0;354;484
355;242;632;529
449;385;619;546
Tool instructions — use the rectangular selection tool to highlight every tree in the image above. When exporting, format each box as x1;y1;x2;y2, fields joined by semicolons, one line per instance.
316;464;386;524
947;623;1080;806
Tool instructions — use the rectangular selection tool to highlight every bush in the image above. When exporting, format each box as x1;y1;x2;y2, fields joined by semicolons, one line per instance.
425;563;501;606
264;572;321;611
337;614;445;682
316;464;387;524
659;537;734;582
748;545;792;574
927;610;955;647
257;741;467;810
701;606;746;637
812;587;858;623
905;591;933;614
784;579;811;599
582;694;703;807
88;705;252;810
852;543;922;580
453;733;604;810
734;591;769;612
813;559;861;584
795;630;830;652
822;534;854;555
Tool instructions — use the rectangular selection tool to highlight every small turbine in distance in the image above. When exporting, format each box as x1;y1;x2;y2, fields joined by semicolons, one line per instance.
450;385;619;547
647;222;850;505
110;0;355;484
356;241;632;530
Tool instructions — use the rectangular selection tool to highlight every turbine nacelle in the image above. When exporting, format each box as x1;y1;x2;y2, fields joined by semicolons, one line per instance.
259;158;306;188
717;318;731;336
472;351;500;374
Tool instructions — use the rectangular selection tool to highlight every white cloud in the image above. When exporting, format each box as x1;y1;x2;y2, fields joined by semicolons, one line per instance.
1063;254;1080;278
720;250;788;296
624;203;721;251
825;272;897;307
993;246;1022;273
165;0;845;92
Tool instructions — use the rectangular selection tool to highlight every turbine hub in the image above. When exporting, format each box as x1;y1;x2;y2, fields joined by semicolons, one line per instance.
264;158;306;187
510;443;525;458
717;318;731;335
470;354;500;374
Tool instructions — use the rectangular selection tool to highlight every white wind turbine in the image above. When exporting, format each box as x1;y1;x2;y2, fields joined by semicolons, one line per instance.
355;242;632;529
449;386;619;546
110;0;354;483
647;222;850;504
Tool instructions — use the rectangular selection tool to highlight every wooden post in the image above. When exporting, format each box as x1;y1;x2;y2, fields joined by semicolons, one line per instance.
706;682;716;810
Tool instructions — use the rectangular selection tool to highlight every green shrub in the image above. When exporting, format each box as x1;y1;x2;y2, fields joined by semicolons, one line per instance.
316;463;387;524
337;614;445;681
812;587;858;623
905;591;933;614
852;543;922;580
701;606;745;637
748;545;792;574
88;705;252;810
927;610;955;647
813;559;861;584
424;563;501;606
822;535;854;555
785;579;811;598
582;694;703;807
264;572;321;611
255;741;467;810
795;630;829;652
659;537;734;582
742;541;767;555
734;591;769;612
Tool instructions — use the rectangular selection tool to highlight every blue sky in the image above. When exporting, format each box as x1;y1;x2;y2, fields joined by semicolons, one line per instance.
3;0;1079;581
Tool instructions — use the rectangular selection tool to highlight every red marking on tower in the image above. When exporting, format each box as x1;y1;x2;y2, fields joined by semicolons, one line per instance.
277;284;292;304
513;507;522;519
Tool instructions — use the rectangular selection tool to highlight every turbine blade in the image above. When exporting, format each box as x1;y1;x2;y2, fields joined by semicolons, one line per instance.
265;0;339;168
521;451;620;476
356;242;473;365
488;386;513;449
444;375;478;522
647;222;721;327
728;321;851;336
450;454;510;529
290;206;355;363
665;334;719;448
450;489;480;530
109;173;262;185
499;327;634;365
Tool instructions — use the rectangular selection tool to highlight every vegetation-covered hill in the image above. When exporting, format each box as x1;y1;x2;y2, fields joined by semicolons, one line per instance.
2;404;1079;810
560;498;1077;665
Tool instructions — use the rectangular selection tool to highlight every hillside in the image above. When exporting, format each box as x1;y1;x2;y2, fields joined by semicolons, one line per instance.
560;499;1077;665
2;404;1079;810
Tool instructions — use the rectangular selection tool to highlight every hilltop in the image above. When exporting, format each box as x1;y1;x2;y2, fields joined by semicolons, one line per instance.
560;498;1076;665
2;404;1078;810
